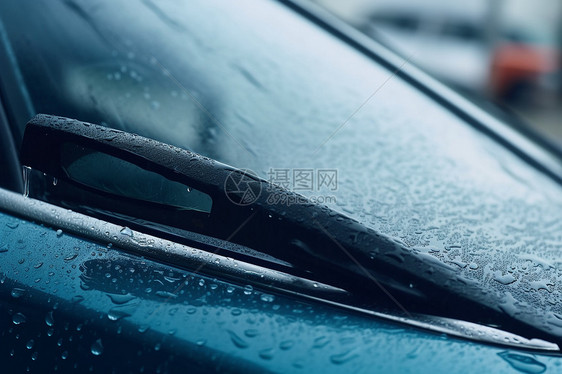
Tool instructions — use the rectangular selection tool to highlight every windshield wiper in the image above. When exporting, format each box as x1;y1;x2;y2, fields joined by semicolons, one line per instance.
20;114;562;350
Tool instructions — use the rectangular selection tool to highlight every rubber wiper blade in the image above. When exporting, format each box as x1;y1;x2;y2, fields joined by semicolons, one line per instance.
20;114;562;348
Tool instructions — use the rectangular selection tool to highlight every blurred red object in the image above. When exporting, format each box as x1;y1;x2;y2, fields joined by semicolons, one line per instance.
490;42;560;105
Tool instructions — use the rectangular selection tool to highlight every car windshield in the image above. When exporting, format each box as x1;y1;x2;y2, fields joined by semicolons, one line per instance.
1;0;562;339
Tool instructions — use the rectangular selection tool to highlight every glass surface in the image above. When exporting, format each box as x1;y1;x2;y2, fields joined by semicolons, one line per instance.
61;143;212;213
1;0;562;338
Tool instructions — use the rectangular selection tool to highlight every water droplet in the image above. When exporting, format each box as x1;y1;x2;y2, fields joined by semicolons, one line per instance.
11;288;26;298
34;262;43;269
243;285;253;295
0;243;8;253
313;336;330;348
330;349;359;365
493;272;517;285
12;312;26;324
155;291;178;299
6;222;19;229
61;351;68;360
163;276;179;283
498;351;546;373
106;293;135;305
279;340;294;350
107;306;133;321
244;329;259;338
196;339;206;346
91;339;104;356
45;311;54;327
227;330;249;349
52;177;58;186
31;351;38;361
26;339;34;349
120;227;133;237
138;324;149;333
529;280;554;293
260;293;275;302
259;348;274;360
168;307;178;316
56;229;63;237
64;253;78;262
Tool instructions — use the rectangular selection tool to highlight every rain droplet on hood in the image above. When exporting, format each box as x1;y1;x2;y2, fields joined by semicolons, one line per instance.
227;330;249;349
45;311;54;327
497;351;546;374
12;312;26;325
11;288;26;298
91;338;104;356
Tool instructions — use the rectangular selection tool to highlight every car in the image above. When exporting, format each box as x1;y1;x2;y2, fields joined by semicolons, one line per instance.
1;0;562;373
490;28;560;105
343;1;561;105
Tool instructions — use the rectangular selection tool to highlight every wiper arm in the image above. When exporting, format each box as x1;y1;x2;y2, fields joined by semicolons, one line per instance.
20;114;562;349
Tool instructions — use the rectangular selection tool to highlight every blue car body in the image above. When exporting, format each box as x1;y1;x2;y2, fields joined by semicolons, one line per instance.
1;193;558;373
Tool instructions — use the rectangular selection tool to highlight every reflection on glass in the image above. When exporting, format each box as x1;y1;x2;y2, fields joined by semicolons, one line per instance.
62;143;212;213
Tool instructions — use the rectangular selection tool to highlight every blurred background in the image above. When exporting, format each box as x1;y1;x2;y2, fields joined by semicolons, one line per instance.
311;0;562;149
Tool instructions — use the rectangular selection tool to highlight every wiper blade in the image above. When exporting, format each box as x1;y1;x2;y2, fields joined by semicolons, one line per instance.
20;114;562;348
